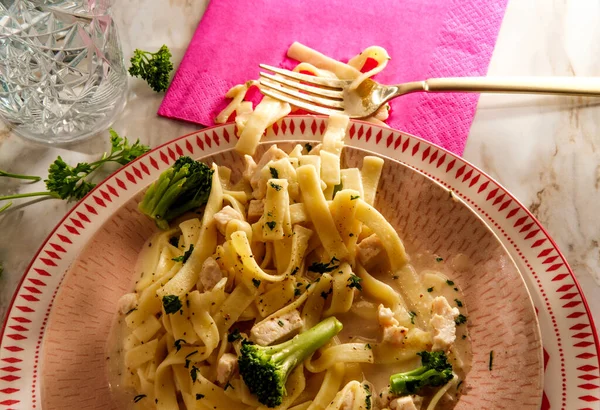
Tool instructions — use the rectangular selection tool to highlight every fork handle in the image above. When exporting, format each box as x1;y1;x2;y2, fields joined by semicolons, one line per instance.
408;77;600;96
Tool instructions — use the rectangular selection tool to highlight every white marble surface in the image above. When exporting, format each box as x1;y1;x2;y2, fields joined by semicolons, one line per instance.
0;0;598;340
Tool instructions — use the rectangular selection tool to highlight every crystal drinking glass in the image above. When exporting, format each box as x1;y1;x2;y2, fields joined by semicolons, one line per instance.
0;0;127;144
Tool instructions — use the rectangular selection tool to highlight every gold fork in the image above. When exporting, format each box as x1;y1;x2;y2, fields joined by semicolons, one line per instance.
259;64;600;118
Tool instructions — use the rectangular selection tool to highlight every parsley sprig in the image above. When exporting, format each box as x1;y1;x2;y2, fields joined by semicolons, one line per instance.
0;130;149;214
128;45;174;92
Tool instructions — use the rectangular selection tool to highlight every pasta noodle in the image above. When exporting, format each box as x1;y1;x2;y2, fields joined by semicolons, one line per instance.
215;43;394;156
112;113;471;410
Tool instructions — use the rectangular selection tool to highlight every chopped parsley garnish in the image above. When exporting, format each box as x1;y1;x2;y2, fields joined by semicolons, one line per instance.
252;278;261;288
294;288;302;297
277;320;285;327
168;236;179;248
455;298;463;307
365;343;372;350
332;182;343;198
228;329;242;343
350;195;360;200
320;288;333;300
269;167;279;178
455;314;467;325
196;394;205;400
427;287;434;292
409;311;417;325
162;295;182;314
269;182;282;191
436;257;444;262
308;257;339;274
304;143;313;152
172;244;194;263
364;384;372;410
190;365;200;382
446;279;455;286
266;221;277;230
133;394;147;403
174;339;186;352
291;266;299;276
489;350;494;371
347;274;363;291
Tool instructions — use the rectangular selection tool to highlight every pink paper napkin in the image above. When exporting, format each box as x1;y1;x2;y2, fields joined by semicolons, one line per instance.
158;0;508;155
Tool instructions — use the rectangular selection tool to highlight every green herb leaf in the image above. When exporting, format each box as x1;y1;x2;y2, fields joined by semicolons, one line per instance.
308;257;339;274
252;278;261;288
169;236;179;248
269;182;282;191
320;287;333;300
266;221;276;230
409;311;417;325
332;182;343;198
269;167;279;178
133;394;147;403
228;329;242;343
277;320;284;327
196;394;205;400
427;287;434;292
350;195;360;200
172;244;194;263
174;339;186;352
455;298;463;307
446;279;455;286
162;295;182;314
347;274;363;291
190;365;199;382
489;350;494;371
455;314;467;325
364;384;372;410
436;257;444;262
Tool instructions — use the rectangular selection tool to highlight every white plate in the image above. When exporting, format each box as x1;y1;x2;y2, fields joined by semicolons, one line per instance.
0;116;598;409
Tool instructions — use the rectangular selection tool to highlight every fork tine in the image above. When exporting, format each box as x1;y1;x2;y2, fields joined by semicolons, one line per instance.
259;88;341;116
259;72;344;99
259;64;347;89
259;78;345;109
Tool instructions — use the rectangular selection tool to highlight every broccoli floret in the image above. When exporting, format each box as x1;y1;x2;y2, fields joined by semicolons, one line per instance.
138;156;213;229
239;316;343;407
389;351;453;396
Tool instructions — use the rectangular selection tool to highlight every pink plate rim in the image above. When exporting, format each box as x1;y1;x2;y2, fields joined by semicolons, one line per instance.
0;115;598;410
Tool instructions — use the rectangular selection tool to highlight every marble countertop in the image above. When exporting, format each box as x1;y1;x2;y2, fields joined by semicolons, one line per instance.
0;0;598;342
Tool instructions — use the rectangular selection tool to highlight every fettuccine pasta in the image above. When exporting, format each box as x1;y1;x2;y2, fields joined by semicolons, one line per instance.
111;113;471;410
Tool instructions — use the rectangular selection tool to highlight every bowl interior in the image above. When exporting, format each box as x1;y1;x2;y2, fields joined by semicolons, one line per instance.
40;144;543;409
